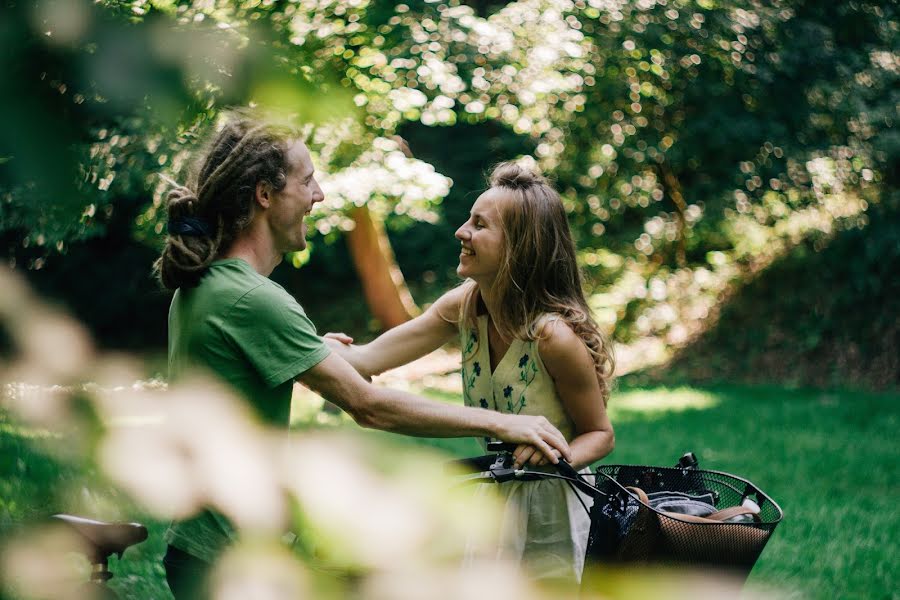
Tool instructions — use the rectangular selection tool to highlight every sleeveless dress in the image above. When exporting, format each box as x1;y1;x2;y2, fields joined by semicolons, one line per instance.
460;314;592;583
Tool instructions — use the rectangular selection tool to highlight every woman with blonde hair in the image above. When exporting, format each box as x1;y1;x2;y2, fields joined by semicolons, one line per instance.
327;162;615;583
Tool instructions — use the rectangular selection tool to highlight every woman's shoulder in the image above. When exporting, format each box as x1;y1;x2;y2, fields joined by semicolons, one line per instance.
428;281;476;326
536;314;577;341
536;316;588;366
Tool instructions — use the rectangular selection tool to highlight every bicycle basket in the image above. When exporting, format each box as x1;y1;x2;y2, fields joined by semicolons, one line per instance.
585;464;783;576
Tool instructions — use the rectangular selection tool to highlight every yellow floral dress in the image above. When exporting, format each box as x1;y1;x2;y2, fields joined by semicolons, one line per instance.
460;314;592;583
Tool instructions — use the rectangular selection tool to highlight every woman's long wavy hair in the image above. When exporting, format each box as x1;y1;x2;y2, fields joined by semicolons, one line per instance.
154;111;296;290
460;162;615;404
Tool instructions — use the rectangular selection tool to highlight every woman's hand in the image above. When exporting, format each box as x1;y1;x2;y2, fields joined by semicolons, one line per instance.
494;414;571;465
323;333;372;381
324;332;353;345
511;444;561;469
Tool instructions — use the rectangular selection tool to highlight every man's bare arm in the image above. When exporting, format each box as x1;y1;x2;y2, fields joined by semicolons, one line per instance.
299;352;571;462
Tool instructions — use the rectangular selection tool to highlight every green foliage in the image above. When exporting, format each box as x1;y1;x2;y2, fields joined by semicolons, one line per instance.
537;0;895;352
1;1;207;251
1;0;896;383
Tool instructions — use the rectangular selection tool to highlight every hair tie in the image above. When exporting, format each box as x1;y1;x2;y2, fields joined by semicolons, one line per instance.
168;216;213;237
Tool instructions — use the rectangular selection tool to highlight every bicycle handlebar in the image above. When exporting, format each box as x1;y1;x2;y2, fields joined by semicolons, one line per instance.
450;444;702;502
485;441;586;480
449;441;605;498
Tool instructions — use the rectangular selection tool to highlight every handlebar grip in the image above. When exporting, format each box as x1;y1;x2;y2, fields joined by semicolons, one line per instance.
486;441;518;452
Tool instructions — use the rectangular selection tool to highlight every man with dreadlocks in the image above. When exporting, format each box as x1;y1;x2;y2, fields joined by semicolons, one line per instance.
154;111;572;599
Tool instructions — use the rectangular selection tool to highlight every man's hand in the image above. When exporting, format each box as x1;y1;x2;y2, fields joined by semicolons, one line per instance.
494;414;571;466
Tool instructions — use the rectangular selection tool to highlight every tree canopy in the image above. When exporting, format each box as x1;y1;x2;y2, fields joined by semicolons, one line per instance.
1;0;896;359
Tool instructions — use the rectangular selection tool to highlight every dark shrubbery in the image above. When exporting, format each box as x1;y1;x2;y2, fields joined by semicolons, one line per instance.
651;198;900;391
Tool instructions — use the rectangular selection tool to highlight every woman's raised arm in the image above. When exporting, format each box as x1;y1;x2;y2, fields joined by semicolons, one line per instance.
324;285;467;378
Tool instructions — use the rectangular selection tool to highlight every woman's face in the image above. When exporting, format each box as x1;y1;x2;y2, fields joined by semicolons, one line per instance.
455;187;507;284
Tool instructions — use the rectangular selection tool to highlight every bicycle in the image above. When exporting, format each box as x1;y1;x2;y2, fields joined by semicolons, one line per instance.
450;442;783;586
49;514;148;599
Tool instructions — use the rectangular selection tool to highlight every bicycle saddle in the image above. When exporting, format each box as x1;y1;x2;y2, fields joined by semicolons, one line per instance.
52;514;148;563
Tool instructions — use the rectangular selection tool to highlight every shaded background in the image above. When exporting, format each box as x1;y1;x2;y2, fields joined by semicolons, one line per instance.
1;0;897;388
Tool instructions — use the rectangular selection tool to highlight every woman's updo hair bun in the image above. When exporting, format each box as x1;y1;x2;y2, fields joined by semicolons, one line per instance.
489;161;548;190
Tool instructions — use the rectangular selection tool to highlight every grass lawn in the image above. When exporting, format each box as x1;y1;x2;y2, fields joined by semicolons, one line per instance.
1;382;897;599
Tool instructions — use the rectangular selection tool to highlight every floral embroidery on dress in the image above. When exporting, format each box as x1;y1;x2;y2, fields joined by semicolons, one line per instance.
463;329;478;359
461;329;480;407
506;349;538;414
461;322;543;416
462;363;476;406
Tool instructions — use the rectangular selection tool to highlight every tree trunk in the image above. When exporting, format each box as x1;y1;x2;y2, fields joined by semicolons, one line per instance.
345;205;419;330
658;162;688;268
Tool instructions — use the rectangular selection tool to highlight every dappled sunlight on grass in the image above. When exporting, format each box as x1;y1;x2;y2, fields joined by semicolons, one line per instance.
608;387;721;421
592;383;899;598
0;418;59;441
580;564;785;600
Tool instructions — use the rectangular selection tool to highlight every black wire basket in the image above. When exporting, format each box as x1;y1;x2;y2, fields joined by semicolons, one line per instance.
585;463;783;578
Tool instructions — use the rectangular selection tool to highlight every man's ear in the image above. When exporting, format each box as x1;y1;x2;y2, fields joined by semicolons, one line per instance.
255;181;272;209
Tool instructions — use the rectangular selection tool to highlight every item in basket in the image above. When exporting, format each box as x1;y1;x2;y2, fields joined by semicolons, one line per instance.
605;490;719;535
720;498;762;523
646;491;717;517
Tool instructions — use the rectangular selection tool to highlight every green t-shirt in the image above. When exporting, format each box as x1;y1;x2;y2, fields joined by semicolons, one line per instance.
164;258;330;562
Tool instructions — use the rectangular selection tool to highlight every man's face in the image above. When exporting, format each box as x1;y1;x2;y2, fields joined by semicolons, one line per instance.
266;140;324;254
